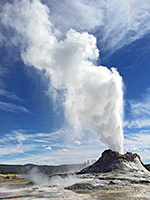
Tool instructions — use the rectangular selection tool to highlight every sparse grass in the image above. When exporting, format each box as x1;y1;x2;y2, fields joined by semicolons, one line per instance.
0;174;29;186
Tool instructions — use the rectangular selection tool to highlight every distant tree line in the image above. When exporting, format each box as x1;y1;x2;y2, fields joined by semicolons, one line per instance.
0;163;86;175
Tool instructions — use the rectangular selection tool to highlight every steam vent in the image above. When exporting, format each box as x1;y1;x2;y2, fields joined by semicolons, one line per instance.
79;149;148;174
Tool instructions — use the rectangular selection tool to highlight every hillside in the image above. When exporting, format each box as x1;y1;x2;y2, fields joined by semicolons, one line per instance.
0;163;85;175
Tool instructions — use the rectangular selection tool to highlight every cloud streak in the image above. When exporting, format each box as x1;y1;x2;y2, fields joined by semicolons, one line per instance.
0;88;28;113
0;129;106;164
123;130;150;163
0;89;22;101
44;0;150;52
1;129;150;164
125;89;150;129
0;101;29;113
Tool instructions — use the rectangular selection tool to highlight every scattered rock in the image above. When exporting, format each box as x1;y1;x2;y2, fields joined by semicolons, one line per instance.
108;180;116;185
26;181;34;186
66;183;94;191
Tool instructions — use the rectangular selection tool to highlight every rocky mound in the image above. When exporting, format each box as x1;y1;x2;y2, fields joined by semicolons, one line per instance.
79;149;148;174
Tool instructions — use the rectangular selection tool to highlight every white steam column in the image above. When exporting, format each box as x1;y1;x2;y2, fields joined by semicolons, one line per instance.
1;0;124;154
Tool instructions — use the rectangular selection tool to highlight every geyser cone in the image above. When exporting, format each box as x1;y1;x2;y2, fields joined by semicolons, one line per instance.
79;149;148;174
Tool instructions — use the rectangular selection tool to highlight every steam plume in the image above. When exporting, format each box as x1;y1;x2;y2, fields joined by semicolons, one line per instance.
1;0;124;153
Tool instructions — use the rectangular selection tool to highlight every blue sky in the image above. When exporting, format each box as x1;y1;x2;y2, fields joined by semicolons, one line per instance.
0;0;150;165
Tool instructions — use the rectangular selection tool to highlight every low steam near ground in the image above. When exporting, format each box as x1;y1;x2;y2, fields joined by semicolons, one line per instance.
28;167;80;187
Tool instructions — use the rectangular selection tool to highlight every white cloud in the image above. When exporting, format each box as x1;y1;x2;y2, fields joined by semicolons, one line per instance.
0;129;65;145
124;144;140;152
125;89;150;129
0;101;29;113
74;140;82;145
0;88;28;113
45;146;52;150
124;131;150;163
13;130;26;142
124;131;150;148
0;143;105;165
144;149;150;152
0;128;107;165
58;148;69;152
2;129;150;165
127;119;150;129
44;0;104;32
0;142;37;156
0;89;22;100
44;0;150;52
130;101;150;118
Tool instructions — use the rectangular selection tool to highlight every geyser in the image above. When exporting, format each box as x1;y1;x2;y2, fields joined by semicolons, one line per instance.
1;0;124;153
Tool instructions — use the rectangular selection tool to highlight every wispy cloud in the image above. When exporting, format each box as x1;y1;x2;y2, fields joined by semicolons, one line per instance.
0;129;63;145
0;89;22;101
2;132;150;165
130;101;150;118
124;144;140;152
1;0;150;54
0;101;29;113
125;131;150;148
45;0;150;52
126;119;150;129
124;89;150;129
0;143;105;165
1;128;150;164
124;131;150;163
0;88;28;113
0;129;106;164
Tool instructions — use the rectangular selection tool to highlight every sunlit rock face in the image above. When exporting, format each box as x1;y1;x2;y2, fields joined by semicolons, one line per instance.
79;149;148;174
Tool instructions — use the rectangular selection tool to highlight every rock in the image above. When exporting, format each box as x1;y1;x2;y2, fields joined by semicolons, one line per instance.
26;181;34;186
108;180;116;185
78;149;148;174
65;183;94;191
139;180;150;184
144;164;150;171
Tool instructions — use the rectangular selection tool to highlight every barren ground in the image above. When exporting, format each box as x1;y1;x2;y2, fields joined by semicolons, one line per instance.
1;171;150;199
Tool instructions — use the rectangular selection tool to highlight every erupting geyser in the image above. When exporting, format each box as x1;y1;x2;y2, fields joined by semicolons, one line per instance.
1;0;124;153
